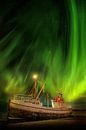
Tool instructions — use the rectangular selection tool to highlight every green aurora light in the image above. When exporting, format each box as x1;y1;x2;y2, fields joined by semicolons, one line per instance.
0;0;86;102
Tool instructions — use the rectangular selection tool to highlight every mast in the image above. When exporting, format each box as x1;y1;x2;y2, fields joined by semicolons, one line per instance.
33;80;37;98
32;74;38;98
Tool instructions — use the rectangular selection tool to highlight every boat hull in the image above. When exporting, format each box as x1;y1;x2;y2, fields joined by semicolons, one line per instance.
8;101;72;120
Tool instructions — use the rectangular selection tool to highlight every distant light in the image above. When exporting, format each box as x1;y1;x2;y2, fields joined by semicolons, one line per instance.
32;74;38;80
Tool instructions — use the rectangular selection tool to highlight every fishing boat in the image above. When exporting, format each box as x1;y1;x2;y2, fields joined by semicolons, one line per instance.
8;75;72;120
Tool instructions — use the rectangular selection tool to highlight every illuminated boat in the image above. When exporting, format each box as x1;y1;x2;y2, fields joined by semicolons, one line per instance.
8;76;72;120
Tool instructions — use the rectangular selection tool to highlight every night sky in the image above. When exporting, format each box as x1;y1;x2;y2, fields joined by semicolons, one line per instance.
0;0;86;103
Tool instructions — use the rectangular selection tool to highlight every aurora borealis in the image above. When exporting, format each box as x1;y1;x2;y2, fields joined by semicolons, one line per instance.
0;0;86;102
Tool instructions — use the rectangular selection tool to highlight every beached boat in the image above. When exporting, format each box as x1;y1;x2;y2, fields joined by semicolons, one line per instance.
8;77;72;120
